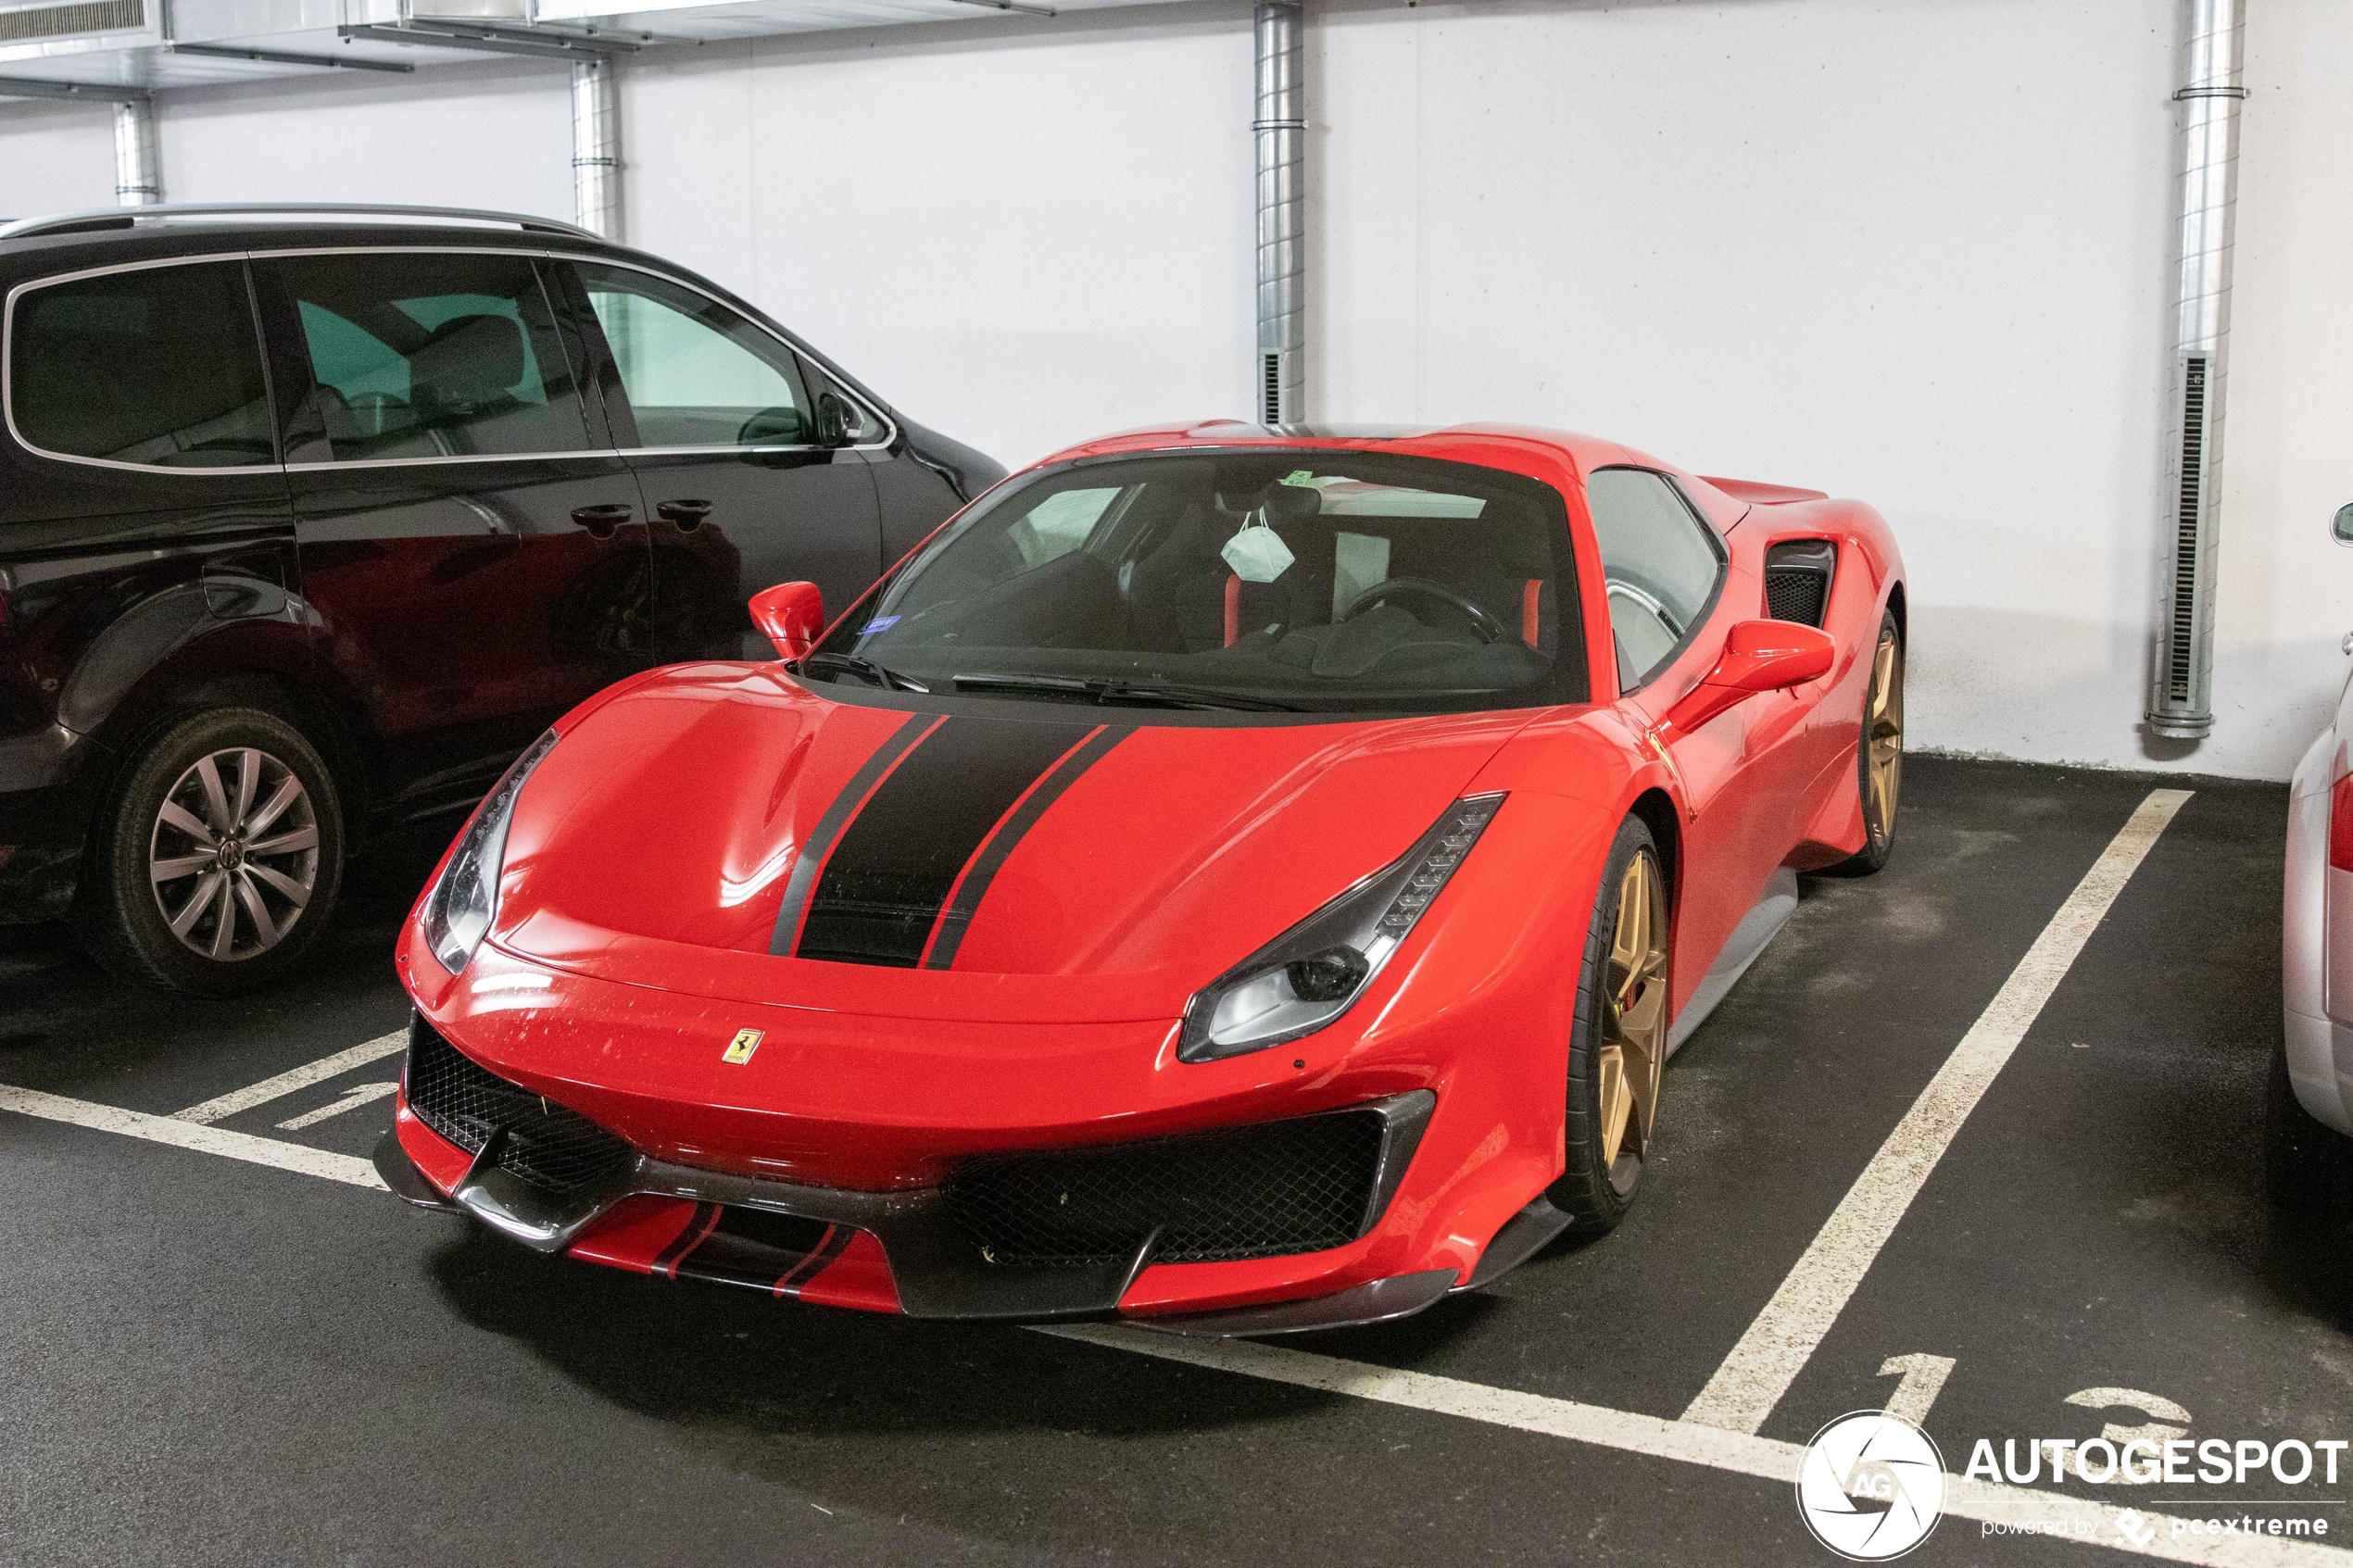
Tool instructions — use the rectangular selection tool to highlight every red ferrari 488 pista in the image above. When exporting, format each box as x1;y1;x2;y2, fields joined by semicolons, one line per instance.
377;420;1906;1335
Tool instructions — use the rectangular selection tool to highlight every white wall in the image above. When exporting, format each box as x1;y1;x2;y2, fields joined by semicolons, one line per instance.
3;0;2347;779
2212;0;2353;776
0;95;118;216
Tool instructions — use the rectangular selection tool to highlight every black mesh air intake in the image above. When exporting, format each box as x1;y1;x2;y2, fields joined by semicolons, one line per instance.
1764;539;1837;627
944;1107;1388;1268
403;1020;635;1195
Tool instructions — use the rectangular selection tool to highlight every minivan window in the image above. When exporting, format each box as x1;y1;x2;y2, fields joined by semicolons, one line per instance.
270;253;590;463
1585;467;1726;689
575;263;813;448
8;261;275;469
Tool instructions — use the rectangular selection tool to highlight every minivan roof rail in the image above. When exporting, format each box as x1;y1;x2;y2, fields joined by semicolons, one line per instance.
0;203;600;243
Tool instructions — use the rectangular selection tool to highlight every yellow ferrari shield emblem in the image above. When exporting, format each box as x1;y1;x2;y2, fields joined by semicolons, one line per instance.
722;1028;762;1065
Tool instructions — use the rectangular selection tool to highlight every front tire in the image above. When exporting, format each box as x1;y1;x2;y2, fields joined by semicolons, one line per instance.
80;707;345;995
1549;816;1671;1233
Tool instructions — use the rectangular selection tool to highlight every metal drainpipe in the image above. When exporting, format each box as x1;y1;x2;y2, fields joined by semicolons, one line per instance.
1253;0;1304;427
113;98;160;207
572;57;621;241
2147;0;2246;741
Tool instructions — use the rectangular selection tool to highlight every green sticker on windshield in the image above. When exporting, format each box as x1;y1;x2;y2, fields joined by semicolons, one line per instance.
1281;470;1316;486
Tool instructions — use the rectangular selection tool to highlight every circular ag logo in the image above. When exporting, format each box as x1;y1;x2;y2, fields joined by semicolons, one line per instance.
1795;1411;1946;1561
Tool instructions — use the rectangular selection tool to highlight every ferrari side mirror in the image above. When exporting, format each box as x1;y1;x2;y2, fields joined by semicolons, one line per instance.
749;581;824;660
1655;620;1836;737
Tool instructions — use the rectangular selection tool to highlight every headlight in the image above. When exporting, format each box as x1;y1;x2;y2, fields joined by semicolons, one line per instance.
1177;794;1504;1063
420;729;560;974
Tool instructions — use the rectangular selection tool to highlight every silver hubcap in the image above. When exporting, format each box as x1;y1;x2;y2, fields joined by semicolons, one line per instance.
147;746;319;962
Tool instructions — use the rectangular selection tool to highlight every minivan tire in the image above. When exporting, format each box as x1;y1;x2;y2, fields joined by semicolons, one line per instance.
81;708;345;996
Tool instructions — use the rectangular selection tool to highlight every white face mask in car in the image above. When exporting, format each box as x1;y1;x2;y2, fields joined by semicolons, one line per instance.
1221;513;1296;583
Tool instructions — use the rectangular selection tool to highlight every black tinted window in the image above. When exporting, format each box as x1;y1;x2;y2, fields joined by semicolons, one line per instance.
9;261;274;469
269;253;590;462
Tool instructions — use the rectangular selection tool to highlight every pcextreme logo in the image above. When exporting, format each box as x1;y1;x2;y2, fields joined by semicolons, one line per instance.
1796;1411;1946;1561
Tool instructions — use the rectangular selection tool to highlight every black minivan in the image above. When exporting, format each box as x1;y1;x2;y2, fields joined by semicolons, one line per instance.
0;203;1003;994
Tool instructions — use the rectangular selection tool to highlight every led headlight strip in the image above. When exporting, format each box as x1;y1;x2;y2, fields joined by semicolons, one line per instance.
421;729;560;974
1177;793;1505;1063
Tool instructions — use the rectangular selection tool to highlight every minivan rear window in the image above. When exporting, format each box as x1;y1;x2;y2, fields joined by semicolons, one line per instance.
7;261;276;470
267;253;592;464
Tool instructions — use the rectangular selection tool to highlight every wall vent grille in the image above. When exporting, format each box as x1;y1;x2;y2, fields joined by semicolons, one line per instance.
0;0;143;41
1261;353;1281;426
2165;354;2209;705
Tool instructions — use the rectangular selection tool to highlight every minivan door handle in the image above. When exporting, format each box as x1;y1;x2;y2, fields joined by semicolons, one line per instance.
656;499;713;532
569;503;633;540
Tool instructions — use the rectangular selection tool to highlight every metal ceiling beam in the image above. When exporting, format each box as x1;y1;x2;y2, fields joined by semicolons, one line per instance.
948;0;1061;17
0;76;150;101
338;21;642;59
168;43;415;73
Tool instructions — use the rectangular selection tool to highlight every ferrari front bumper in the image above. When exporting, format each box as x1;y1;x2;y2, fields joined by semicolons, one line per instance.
381;1014;1446;1331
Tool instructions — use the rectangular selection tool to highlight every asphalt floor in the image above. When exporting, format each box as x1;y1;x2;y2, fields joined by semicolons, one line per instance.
1;756;2342;1567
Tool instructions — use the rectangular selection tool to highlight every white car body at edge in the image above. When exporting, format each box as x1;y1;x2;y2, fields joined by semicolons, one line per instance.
2285;664;2353;1135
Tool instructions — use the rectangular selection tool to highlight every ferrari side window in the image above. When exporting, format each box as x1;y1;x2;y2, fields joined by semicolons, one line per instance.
1586;467;1726;689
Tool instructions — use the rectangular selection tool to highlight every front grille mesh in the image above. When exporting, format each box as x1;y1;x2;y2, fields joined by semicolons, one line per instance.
945;1109;1387;1269
404;1022;635;1195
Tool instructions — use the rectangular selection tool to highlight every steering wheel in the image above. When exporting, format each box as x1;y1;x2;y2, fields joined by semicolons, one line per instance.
1336;576;1505;645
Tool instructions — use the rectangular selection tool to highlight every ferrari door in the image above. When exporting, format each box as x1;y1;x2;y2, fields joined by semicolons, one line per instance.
1587;468;1806;987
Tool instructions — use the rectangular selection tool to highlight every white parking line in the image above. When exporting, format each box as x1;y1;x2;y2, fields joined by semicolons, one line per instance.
168;1028;408;1125
1681;787;2194;1436
1038;1323;2347;1566
275;1081;398;1132
0;1084;384;1188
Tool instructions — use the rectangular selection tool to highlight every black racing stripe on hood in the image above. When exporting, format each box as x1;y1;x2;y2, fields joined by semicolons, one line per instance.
767;712;934;956
922;724;1131;971
794;716;1097;967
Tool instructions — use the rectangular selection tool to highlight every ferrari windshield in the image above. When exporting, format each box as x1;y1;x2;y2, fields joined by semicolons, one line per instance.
804;450;1587;715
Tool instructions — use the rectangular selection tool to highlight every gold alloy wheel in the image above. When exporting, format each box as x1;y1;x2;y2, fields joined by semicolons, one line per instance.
1865;626;1905;847
1596;848;1669;1193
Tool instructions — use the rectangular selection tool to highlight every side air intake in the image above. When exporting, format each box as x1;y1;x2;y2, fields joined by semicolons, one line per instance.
1764;540;1837;628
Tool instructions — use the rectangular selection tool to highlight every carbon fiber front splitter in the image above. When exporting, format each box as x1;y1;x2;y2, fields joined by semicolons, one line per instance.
373;1087;1449;1331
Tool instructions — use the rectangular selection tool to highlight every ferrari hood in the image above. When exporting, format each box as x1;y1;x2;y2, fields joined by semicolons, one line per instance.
494;665;1537;1022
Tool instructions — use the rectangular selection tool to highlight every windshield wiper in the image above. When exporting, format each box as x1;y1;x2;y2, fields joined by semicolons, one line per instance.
797;651;929;693
952;672;1305;712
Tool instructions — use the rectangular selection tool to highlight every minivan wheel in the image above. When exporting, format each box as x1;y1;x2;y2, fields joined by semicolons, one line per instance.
82;708;345;995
